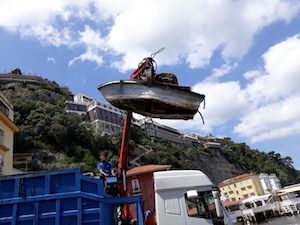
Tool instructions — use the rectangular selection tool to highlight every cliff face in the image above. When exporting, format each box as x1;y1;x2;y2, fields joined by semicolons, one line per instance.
183;148;245;185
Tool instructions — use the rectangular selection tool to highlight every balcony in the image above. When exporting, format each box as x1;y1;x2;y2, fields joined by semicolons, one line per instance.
0;101;9;117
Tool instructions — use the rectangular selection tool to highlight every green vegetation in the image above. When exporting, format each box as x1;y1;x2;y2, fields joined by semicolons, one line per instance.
222;138;300;186
1;82;120;173
131;127;213;169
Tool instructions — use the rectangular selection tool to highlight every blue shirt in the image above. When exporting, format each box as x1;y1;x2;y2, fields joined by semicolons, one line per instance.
98;161;113;175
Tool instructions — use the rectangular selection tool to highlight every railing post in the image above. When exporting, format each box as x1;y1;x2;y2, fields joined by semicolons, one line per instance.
136;201;144;225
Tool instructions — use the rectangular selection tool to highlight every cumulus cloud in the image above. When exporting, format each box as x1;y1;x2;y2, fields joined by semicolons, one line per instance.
1;0;300;144
245;35;300;103
69;25;105;67
158;80;250;132
162;35;300;143
234;96;300;143
233;35;300;142
0;0;299;70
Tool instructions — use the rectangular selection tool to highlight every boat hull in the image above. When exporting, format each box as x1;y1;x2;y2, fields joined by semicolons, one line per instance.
98;81;205;120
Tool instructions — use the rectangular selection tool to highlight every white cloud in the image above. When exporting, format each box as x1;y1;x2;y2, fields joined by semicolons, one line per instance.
0;0;299;69
158;80;250;132
234;96;300;143
162;35;300;143
47;57;56;64
1;0;300;145
245;35;300;103
243;70;262;80
68;49;103;67
107;0;300;71
210;63;238;79
234;35;300;142
69;25;105;67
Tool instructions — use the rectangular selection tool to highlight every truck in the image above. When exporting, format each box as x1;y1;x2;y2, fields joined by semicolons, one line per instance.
0;167;232;225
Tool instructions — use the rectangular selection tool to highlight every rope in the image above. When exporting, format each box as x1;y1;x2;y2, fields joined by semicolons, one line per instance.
150;47;165;58
198;110;205;125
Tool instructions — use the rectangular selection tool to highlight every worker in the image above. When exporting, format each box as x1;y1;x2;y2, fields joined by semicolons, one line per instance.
98;152;115;179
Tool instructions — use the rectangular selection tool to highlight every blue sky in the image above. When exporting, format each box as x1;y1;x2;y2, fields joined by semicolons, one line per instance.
0;0;300;168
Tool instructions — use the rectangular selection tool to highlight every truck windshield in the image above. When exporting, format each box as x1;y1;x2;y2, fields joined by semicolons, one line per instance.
185;191;217;219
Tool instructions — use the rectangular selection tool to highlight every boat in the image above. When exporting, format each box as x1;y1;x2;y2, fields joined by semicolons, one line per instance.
98;80;205;120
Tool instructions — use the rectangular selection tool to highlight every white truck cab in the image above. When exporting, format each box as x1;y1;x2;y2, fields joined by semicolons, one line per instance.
154;170;233;225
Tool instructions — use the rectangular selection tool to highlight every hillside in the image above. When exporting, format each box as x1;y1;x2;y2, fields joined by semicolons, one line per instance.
1;73;300;185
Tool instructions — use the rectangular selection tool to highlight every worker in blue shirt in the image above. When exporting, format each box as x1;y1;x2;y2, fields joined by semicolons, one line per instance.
98;152;115;178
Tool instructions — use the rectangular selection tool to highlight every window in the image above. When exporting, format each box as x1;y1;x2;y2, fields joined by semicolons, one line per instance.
247;185;253;189
243;194;249;199
0;100;9;117
234;184;237;188
165;197;181;215
229;191;234;194
131;179;141;193
0;154;3;174
231;198;236;202
256;201;263;207
241;187;246;191
236;191;239;194
185;191;217;219
0;129;4;145
250;192;255;196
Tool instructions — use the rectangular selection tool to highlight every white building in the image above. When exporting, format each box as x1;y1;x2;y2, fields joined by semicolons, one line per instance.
87;101;123;136
139;118;182;144
65;94;124;136
73;93;95;105
259;173;282;194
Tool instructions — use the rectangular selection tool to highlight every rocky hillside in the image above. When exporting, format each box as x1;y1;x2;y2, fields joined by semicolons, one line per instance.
1;73;299;186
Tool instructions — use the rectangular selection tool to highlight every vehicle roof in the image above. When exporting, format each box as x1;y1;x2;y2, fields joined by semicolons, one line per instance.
154;170;213;192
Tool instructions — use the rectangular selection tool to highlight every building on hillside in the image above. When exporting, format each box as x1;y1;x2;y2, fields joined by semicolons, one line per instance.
126;164;171;225
134;117;226;147
219;173;264;202
65;93;124;135
139;118;182;144
203;135;224;149
181;132;203;146
13;153;33;172
73;93;95;105
65;93;94;115
222;200;243;223
204;141;221;149
0;68;52;87
259;173;282;194
65;101;88;115
87;100;123;135
0;93;20;175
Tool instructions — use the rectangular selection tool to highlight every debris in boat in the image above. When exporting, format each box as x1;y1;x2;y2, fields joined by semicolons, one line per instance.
99;48;205;120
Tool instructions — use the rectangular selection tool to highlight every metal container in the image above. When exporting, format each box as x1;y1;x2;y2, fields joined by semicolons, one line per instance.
0;168;144;225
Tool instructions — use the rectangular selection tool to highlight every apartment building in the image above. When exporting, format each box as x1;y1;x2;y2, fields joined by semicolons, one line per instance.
65;94;124;136
0;93;19;175
259;173;282;194
139;118;182;144
219;173;264;202
87;101;123;135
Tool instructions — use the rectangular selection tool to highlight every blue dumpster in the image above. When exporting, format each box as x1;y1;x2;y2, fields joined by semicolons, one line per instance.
0;168;144;225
